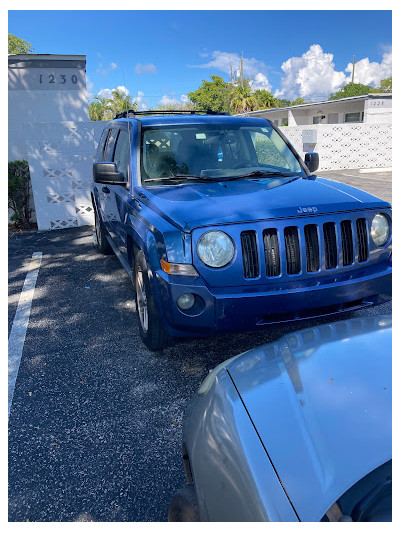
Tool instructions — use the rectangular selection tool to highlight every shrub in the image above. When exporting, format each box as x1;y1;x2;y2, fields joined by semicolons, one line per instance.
8;160;34;229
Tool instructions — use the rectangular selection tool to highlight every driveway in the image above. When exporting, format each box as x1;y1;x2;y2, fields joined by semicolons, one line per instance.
8;170;392;522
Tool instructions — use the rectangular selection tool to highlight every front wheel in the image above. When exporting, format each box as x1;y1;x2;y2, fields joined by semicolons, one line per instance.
134;250;172;351
168;485;199;522
93;208;113;255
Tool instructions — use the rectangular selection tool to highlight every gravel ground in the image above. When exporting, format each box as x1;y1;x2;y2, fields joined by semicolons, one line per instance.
8;170;392;522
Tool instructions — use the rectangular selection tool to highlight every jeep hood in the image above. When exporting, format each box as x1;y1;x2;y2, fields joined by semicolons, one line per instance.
226;316;392;522
135;177;390;232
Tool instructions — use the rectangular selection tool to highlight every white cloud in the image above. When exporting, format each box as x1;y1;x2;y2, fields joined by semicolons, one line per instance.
97;56;119;76
97;86;129;99
275;44;392;101
344;50;392;87
115;85;129;96
134;91;149;110
98;88;113;99
250;73;271;91
158;94;178;106
275;44;346;101
158;94;189;106
189;50;271;92
134;63;157;75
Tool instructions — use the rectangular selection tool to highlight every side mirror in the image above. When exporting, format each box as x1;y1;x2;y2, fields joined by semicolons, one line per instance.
93;162;125;185
305;152;319;173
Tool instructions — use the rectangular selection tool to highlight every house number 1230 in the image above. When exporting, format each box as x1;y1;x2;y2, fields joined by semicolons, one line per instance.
39;74;78;84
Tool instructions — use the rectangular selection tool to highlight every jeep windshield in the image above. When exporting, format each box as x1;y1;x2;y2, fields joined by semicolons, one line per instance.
140;123;307;185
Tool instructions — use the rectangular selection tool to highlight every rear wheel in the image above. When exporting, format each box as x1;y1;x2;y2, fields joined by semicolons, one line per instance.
168;485;199;522
134;250;172;351
94;208;113;255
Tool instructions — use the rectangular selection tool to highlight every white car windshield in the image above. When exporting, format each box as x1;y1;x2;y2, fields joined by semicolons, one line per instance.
141;123;306;184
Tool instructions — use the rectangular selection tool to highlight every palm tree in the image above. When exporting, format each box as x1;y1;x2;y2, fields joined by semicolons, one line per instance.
91;95;113;120
111;89;138;115
230;85;255;113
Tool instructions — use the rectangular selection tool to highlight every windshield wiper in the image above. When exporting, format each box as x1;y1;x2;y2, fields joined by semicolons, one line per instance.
144;174;214;183
224;170;298;180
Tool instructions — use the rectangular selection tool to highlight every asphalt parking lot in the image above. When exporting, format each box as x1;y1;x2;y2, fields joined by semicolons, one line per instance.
8;170;392;522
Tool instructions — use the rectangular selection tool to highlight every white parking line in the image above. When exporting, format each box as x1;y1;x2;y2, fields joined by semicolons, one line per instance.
8;252;42;417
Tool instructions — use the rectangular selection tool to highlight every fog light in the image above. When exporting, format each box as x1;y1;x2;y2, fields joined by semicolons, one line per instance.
177;293;195;310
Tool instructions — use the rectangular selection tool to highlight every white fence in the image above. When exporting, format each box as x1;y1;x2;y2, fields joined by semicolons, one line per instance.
282;122;392;171
25;121;106;230
22;120;391;231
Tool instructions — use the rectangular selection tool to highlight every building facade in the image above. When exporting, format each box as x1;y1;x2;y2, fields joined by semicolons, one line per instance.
8;54;98;230
241;94;392;127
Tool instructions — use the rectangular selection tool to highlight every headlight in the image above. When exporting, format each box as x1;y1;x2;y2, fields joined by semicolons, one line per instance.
371;214;390;247
197;231;235;268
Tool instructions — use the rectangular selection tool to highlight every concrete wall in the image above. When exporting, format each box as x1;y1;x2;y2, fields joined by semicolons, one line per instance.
282;122;392;171
9;55;89;162
8;55;90;226
25;121;107;230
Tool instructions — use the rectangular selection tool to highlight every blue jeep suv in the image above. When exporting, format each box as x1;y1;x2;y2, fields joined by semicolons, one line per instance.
91;110;392;350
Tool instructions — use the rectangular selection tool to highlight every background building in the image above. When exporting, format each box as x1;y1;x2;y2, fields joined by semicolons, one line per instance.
241;94;392;127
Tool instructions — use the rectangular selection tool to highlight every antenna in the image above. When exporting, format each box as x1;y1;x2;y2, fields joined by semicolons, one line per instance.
123;71;132;186
351;56;356;83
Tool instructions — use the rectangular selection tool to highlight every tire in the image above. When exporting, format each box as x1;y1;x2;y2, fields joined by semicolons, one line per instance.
94;208;113;255
134;250;172;351
168;485;199;522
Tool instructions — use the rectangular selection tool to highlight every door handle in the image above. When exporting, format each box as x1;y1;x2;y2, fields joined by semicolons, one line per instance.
102;186;110;194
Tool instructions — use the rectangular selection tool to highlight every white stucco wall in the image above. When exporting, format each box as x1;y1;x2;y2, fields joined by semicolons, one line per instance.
8;55;89;162
25;121;107;230
283;123;392;171
8;55;91;226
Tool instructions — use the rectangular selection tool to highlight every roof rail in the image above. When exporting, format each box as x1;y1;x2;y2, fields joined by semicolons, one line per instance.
114;109;230;119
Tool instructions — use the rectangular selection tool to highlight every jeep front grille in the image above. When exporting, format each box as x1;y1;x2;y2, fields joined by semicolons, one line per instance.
304;224;320;272
340;220;354;266
241;231;259;278
323;222;338;269
284;227;301;275
240;216;370;279
356;218;368;262
263;229;280;277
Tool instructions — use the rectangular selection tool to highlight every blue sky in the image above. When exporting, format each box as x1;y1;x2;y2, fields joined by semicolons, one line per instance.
8;10;392;107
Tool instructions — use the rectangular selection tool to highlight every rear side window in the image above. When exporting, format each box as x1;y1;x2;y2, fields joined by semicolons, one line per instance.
103;128;118;161
113;130;131;181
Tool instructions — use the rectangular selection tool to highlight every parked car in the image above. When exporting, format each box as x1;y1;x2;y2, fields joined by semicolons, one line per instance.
91;110;392;350
169;315;392;522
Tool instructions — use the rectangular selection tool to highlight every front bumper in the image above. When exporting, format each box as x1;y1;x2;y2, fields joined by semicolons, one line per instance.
153;262;392;337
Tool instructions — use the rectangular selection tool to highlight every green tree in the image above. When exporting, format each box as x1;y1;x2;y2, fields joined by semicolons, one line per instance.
188;75;233;113
329;82;374;100
290;97;309;106
89;90;139;121
251;89;278;110
230;81;256;113
275;98;291;107
89;95;113;121
110;88;138;116
8;160;34;228
378;77;392;93
8;33;33;54
153;101;195;111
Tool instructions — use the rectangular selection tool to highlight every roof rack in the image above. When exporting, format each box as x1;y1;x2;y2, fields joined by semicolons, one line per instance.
114;109;230;119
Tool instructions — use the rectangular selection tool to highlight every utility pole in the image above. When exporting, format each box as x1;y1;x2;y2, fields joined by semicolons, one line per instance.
240;51;244;88
351;56;356;83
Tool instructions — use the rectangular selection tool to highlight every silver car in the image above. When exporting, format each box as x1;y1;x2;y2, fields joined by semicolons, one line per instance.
169;316;392;522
